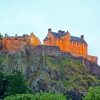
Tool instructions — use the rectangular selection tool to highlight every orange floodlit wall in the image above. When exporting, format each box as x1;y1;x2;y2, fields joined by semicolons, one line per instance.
43;28;97;63
0;32;41;51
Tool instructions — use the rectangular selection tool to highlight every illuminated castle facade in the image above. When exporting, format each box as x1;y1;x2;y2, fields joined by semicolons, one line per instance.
0;29;98;63
43;28;97;63
0;33;41;51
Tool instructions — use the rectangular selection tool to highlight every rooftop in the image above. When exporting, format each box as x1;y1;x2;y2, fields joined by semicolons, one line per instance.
44;30;87;45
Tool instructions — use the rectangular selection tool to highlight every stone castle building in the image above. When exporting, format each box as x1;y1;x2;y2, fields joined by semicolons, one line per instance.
43;28;97;63
0;32;41;51
0;29;98;63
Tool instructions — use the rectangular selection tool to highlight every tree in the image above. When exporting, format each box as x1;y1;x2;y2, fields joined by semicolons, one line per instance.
6;71;28;96
0;72;12;99
0;72;5;99
84;86;100;100
0;71;28;99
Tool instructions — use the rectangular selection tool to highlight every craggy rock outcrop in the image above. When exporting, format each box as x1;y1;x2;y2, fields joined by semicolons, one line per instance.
0;45;100;99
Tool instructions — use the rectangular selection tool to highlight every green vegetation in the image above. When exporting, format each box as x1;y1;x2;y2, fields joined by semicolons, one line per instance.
4;93;66;100
0;72;28;99
6;71;28;95
1;54;100;100
1;71;66;100
46;56;100;92
84;86;100;100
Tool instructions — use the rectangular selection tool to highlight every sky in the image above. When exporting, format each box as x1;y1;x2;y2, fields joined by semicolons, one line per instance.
0;0;100;64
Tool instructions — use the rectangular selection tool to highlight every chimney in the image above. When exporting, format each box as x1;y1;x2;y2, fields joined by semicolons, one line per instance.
81;35;84;39
5;34;8;37
58;30;62;34
15;34;17;37
48;28;51;33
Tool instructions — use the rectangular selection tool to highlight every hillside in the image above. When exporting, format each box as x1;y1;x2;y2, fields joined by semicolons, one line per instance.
0;46;100;99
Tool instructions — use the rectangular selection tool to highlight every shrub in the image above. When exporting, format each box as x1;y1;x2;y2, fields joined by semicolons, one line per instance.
4;93;66;100
84;86;100;100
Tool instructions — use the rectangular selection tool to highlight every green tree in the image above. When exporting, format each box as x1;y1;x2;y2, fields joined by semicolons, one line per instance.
6;71;28;96
84;86;100;100
0;72;6;99
4;93;66;100
0;71;29;99
0;72;13;99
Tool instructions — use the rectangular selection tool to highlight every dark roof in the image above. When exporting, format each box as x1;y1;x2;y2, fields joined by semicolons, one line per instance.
71;36;87;45
44;31;87;45
52;32;59;38
52;31;67;37
7;36;23;38
44;31;67;41
43;32;60;41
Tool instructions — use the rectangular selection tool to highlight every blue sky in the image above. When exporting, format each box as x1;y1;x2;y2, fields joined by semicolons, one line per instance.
0;0;100;64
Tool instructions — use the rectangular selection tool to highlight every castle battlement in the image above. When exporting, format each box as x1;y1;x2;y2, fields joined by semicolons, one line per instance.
0;32;41;51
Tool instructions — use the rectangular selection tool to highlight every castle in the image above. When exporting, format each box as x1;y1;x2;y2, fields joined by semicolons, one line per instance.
0;32;41;51
43;28;97;63
0;29;98;63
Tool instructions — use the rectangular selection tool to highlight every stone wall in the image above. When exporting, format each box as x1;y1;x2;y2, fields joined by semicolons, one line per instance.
0;33;41;51
0;39;3;50
2;38;26;51
25;45;60;56
0;44;100;78
87;55;97;64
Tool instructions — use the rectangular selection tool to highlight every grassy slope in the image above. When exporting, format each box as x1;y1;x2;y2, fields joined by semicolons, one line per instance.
45;56;100;92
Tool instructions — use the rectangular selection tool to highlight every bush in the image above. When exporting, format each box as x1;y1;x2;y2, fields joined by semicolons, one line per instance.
84;86;100;100
4;93;66;100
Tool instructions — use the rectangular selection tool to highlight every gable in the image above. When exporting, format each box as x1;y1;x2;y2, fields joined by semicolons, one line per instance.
44;32;55;41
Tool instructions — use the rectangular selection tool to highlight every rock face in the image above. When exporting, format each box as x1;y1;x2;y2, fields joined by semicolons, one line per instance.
0;45;100;99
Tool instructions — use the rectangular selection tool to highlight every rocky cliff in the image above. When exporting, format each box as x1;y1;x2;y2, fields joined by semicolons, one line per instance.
0;45;100;99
